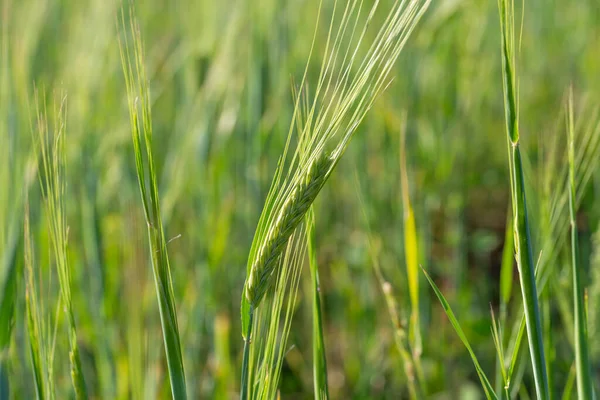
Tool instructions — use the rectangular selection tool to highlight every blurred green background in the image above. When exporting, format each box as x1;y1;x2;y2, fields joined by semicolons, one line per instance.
1;0;599;398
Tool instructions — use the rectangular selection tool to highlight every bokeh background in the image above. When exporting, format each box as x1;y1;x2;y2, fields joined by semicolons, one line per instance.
1;0;600;398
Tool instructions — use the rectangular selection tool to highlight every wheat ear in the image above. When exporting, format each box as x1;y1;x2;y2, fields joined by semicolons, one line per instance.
246;152;332;306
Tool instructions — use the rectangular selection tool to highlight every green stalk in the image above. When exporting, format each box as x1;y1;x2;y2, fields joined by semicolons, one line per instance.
118;10;187;399
240;305;254;400
498;1;549;398
567;91;594;400
306;208;329;400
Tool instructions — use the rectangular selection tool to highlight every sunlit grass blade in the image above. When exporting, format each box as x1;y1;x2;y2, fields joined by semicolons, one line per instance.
305;208;329;400
399;111;421;358
422;268;498;400
566;89;594;400
497;0;549;397
34;91;87;399
118;9;187;399
356;175;423;399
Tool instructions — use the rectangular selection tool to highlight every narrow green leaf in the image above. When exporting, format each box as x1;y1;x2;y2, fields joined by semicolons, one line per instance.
422;267;498;400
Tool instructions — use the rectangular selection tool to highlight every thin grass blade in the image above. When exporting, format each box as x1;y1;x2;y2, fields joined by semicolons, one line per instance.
422;267;498;400
566;89;594;400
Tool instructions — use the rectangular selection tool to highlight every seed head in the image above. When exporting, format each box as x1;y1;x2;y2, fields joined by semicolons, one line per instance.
246;153;333;306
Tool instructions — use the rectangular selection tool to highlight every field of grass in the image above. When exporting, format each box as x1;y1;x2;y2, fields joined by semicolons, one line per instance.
1;0;600;399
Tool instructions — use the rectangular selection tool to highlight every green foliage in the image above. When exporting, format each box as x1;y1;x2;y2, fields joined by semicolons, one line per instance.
0;0;599;398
